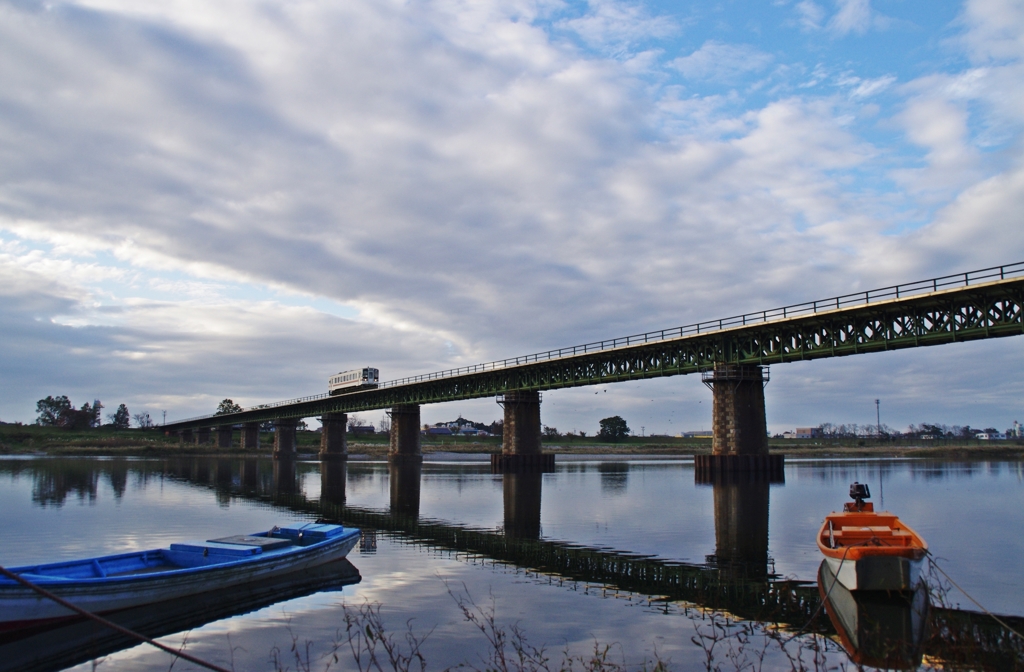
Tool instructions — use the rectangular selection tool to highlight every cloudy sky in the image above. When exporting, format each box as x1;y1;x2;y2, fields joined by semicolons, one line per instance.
2;0;1023;435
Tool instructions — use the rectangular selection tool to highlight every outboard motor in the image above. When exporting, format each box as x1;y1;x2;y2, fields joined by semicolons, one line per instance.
846;482;872;512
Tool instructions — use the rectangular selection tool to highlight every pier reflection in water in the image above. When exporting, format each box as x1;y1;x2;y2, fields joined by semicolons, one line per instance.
389;461;421;518
707;476;771;581
320;459;347;505
502;471;543;539
2;456;1023;671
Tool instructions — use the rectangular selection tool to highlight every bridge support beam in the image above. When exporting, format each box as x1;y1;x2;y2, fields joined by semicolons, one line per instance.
273;419;298;459
319;412;348;460
388;405;422;463
216;426;233;449
697;364;783;478
493;391;554;472
241;423;260;452
196;427;211;445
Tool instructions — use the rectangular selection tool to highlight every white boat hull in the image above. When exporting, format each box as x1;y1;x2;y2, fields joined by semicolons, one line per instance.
824;553;924;592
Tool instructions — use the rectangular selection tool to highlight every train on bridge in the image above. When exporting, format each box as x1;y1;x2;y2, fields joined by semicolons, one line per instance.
328;367;379;395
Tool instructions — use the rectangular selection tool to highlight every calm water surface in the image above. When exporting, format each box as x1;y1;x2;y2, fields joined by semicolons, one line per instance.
0;456;1021;671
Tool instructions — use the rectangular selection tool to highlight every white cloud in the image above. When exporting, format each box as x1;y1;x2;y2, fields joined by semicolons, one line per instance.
795;1;826;31
671;41;774;81
828;0;873;35
0;0;1022;431
558;0;677;56
836;73;897;99
958;0;1024;63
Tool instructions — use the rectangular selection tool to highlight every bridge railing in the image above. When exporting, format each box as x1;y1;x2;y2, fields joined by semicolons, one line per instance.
170;261;1024;425
376;261;1024;389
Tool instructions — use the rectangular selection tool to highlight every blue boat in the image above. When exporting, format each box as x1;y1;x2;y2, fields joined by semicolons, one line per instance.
0;522;360;631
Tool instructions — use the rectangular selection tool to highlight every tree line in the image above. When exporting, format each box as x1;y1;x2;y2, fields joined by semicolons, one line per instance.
35;396;153;430
814;422;1013;439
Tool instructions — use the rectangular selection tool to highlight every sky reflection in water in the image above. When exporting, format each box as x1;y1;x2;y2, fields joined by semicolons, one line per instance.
0;456;1021;671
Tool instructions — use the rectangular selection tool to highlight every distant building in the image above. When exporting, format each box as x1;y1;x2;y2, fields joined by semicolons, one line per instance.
677;431;712;438
795;427;822;439
349;425;375;435
424;427;452;435
977;432;1004;440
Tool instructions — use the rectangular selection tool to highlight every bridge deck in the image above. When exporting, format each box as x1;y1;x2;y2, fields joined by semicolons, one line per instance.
166;264;1024;430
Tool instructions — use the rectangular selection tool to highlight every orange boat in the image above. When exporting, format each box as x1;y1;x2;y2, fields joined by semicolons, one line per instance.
817;483;928;592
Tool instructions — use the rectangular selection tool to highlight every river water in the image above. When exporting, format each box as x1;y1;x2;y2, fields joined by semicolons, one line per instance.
0;455;1021;671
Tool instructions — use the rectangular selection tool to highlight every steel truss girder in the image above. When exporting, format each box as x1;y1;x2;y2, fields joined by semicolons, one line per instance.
168;278;1024;430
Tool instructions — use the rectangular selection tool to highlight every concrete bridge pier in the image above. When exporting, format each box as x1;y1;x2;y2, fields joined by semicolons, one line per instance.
389;460;421;518
319;413;347;460
196;427;211;445
273;419;298;459
241;423;260;452
216;426;233;449
179;429;193;445
492;391;554;472
696;364;783;479
388;405;422;463
502;471;543;539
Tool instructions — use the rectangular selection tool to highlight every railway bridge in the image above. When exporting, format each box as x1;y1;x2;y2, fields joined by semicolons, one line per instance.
163;262;1024;473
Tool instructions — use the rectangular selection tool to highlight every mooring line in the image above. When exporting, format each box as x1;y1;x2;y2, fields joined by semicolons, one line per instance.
925;552;1024;641
0;565;232;672
780;544;854;645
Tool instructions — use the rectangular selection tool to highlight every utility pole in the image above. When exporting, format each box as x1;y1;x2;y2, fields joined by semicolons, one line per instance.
163;410;167;426
875;399;881;438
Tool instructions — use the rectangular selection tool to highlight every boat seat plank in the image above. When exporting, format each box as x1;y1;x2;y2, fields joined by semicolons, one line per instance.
170;541;263;557
209;535;292;551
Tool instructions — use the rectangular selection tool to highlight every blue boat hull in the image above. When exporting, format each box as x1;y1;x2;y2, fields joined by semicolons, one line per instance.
0;524;360;629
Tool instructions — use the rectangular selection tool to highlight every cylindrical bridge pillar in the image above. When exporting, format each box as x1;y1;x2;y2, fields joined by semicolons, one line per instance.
273;419;298;459
319;412;348;460
241;423;260;452
696;364;783;479
706;364;768;455
492;391;554;472
388;405;422;463
500;391;541;454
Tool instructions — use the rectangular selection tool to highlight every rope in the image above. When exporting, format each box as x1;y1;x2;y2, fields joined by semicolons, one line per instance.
0;565;232;672
925;551;1024;641
780;545;853;645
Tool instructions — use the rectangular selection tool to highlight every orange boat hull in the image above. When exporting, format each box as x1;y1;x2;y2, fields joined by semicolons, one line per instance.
817;506;927;592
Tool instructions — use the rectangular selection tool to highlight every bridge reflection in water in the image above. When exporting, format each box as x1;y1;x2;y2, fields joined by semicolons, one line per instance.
15;457;1021;670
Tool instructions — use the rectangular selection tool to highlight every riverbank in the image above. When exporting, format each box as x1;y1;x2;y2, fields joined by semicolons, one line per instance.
3;424;1023;459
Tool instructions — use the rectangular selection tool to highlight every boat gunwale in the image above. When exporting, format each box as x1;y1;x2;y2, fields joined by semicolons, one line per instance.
0;528;361;588
816;510;927;562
